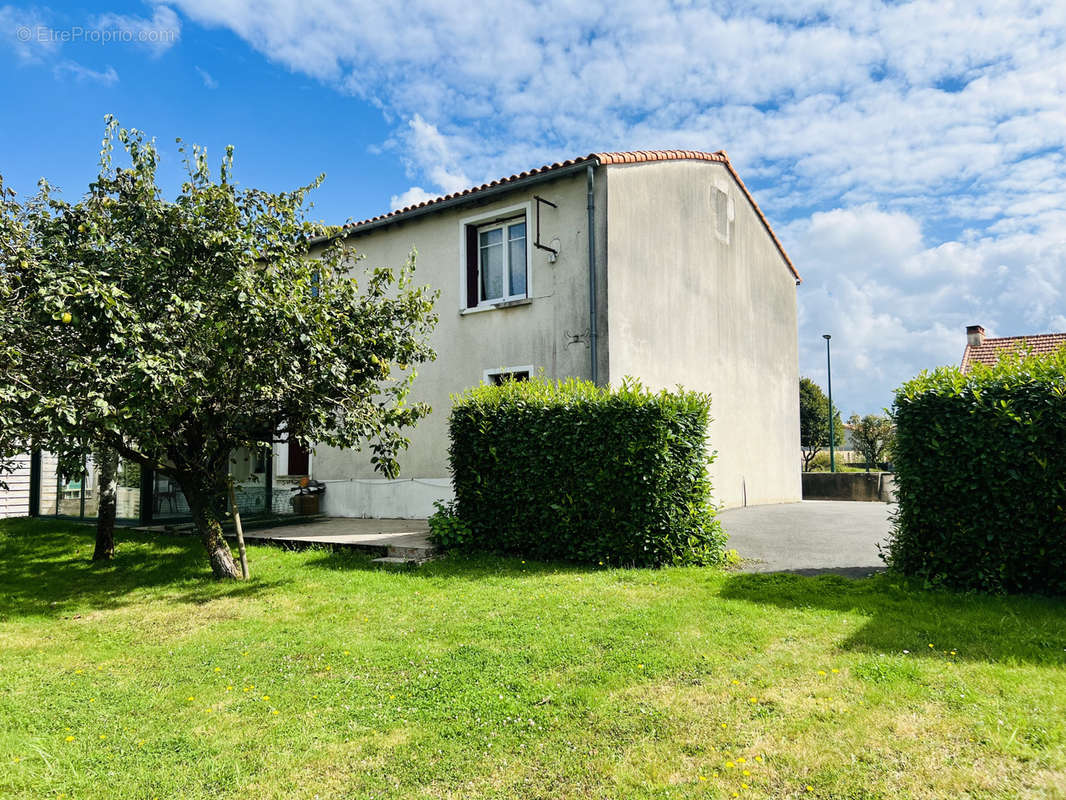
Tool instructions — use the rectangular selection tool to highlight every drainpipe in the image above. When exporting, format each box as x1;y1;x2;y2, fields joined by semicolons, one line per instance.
586;164;599;385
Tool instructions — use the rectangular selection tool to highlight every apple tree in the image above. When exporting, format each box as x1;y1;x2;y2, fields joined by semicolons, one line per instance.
1;119;437;578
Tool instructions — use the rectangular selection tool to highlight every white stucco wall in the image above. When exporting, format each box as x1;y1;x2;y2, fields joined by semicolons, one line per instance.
602;160;801;508
311;171;599;517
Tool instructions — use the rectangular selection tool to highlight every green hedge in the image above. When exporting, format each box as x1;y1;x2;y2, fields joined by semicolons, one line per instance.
887;350;1066;594
446;377;726;566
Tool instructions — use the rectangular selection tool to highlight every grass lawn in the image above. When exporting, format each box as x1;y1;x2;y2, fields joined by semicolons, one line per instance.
1;518;1064;799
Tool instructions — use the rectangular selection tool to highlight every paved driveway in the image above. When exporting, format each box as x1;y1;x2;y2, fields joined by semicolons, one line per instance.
718;500;894;577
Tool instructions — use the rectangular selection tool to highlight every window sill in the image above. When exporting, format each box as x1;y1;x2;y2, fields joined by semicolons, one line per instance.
460;297;533;315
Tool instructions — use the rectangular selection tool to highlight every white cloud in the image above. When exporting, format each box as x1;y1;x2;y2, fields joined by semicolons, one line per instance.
52;60;118;86
162;0;1066;411
392;114;470;195
195;65;217;88
0;5;61;62
389;186;437;210
92;5;181;55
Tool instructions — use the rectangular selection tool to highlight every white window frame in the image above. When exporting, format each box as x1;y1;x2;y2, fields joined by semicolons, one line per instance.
483;365;535;385
459;201;533;310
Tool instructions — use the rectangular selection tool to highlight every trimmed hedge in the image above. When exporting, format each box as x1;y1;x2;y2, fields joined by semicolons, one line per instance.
887;349;1066;594
446;377;726;566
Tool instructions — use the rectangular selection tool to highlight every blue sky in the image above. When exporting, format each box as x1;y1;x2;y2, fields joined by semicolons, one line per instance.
3;1;1065;416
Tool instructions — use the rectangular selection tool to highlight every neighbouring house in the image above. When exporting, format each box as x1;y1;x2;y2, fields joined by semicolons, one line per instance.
0;453;32;518
961;325;1066;372
308;150;802;516
19;149;802;524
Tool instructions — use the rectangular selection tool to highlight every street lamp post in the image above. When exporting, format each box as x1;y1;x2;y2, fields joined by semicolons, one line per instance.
823;334;835;473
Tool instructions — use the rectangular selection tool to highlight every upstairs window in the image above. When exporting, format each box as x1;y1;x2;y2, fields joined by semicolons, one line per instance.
463;206;530;308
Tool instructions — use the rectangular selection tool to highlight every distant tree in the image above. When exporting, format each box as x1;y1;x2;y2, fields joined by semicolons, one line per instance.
799;377;845;470
847;414;895;471
2;119;438;578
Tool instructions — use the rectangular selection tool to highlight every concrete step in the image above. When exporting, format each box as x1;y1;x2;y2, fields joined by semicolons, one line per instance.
387;544;435;560
371;556;422;568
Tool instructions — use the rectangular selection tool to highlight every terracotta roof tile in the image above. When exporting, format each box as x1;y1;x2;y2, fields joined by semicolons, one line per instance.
331;150;799;282
962;333;1066;371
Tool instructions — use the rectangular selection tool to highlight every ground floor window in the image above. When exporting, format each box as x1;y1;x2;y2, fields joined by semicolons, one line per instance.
484;365;534;385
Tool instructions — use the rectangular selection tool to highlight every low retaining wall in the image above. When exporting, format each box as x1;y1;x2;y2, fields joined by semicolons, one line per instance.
802;472;896;502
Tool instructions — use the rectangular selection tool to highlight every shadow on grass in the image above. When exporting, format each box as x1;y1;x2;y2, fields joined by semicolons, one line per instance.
0;518;289;619
720;570;1066;666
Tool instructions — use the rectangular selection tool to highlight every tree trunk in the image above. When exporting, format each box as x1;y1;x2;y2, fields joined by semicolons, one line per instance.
185;488;242;580
93;449;118;561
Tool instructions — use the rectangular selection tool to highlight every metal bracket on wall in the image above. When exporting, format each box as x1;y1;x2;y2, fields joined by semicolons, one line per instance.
533;195;558;260
564;328;590;348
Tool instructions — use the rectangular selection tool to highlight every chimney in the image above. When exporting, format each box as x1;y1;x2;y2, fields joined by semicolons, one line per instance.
966;325;986;348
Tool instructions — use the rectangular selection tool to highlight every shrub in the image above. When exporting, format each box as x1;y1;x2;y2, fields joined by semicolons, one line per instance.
447;377;726;567
806;452;864;472
886;349;1066;594
427;499;473;551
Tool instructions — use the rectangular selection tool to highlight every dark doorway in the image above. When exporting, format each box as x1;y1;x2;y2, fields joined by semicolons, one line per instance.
288;439;310;476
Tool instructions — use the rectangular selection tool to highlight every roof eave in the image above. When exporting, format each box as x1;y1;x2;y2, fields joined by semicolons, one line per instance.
309;159;594;247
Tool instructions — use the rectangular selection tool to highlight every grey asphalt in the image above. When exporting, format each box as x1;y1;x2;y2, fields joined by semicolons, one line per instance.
718;500;894;577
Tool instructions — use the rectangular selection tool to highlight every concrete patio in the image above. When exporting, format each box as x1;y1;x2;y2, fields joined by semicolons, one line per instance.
237;516;430;550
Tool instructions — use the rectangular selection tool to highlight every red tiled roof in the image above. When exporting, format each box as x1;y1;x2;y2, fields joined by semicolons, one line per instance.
331;150;800;282
962;333;1066;371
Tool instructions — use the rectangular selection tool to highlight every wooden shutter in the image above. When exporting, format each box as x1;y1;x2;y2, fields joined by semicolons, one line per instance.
465;224;479;308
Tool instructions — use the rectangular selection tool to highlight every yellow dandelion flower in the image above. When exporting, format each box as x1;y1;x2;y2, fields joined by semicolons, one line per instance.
262;695;270;701
929;643;935;648
99;734;106;740
226;686;233;692
214;667;221;672
731;680;739;685
720;723;727;728
732;793;739;798
271;709;279;715
638;664;644;669
204;708;213;713
89;698;96;703
65;736;75;742
754;756;763;762
343;650;350;655
742;770;750;776
725;761;735;768
806;785;814;792
698;776;707;782
737;757;746;764
817;670;827;676
186;696;195;702
831;668;839;674
950;650;957;656
749;697;757;703
74;669;83;675
138;740;145;747
741;783;749;789
325;665;331;671
12;756;20;763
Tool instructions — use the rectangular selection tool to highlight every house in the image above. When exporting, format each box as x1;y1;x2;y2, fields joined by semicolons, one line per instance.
18;149;801;523
0;453;32;518
308;150;802;515
962;325;1066;372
